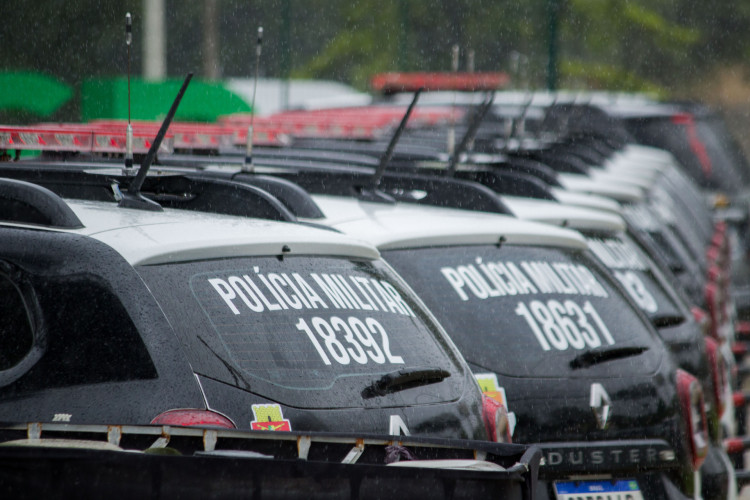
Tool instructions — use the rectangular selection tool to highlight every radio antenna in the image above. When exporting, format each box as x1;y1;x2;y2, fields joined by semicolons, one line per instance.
124;12;134;174
244;26;263;173
370;88;423;188
446;91;495;176
118;72;193;211
447;44;459;159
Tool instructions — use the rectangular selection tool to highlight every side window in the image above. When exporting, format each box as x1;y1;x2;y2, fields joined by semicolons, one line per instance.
0;274;33;370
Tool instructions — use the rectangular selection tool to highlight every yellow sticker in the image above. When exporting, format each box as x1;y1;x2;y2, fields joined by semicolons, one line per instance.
251;404;292;431
474;372;508;409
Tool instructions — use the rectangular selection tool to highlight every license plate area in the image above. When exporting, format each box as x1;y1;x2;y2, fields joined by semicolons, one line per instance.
554;479;643;500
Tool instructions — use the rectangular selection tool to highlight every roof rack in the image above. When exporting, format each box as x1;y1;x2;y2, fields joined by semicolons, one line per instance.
0;178;83;229
190;170;324;219
0;165;299;223
142;175;297;222
453;169;558;201
273;169;513;215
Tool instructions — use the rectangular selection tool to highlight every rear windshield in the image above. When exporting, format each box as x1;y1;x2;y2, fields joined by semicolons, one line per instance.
383;245;663;378
137;256;465;408
585;235;683;324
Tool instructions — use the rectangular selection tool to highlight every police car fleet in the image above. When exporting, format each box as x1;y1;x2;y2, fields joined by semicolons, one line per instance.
1;80;748;499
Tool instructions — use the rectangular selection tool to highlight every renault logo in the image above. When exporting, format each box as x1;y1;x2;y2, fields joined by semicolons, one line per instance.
590;383;612;429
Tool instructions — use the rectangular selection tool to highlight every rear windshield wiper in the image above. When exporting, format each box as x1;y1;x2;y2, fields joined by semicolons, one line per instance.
569;346;650;370
650;313;685;329
362;367;451;399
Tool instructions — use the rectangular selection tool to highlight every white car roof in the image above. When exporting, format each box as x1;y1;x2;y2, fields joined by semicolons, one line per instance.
550;189;622;214
503;197;626;233
558;174;645;202
8;199;381;265
310;195;588;251
587;169;656;190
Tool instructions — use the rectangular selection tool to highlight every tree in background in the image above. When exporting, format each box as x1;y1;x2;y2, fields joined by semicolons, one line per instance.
2;0;750;100
560;0;700;93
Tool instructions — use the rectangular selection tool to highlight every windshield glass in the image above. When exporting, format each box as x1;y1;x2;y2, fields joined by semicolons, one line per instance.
383;244;663;378
137;256;465;408
585;234;683;323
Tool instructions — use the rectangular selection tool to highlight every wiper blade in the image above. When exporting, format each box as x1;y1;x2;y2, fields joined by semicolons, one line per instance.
569;346;649;370
361;366;451;399
651;314;685;328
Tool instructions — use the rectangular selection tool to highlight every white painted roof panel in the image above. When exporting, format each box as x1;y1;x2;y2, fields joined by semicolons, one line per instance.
311;195;588;251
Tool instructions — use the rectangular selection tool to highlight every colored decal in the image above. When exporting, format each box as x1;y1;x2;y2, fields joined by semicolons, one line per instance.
251;404;291;431
474;373;507;408
474;373;517;436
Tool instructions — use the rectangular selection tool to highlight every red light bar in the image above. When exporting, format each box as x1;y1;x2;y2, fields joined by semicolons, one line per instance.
0;125;173;155
90;120;236;151
219;106;466;140
221;115;392;140
371;72;510;93
232;125;292;147
0;126;93;151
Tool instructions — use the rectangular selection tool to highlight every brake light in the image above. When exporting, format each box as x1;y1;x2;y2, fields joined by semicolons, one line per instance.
704;337;728;417
676;370;709;470
704;283;720;339
691;307;710;337
733;391;747;408
736;321;750;341
671;113;712;176
151;409;236;429
482;394;511;443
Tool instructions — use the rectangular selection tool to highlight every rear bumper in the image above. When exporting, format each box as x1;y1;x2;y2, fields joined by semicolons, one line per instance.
534;440;734;500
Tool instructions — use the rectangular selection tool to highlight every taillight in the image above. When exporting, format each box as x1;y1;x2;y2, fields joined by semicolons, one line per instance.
676;370;709;471
482;394;511;443
704;283;720;339
151;409;236;429
704;337;728;417
736;321;750;341
671;112;712;176
691;306;710;337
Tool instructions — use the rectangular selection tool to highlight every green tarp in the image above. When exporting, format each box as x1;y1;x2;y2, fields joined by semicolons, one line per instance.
81;78;252;122
0;72;73;117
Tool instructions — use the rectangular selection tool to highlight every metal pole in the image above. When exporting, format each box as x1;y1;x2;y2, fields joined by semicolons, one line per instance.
143;0;167;80
280;0;291;110
203;0;221;80
546;0;560;91
398;0;409;70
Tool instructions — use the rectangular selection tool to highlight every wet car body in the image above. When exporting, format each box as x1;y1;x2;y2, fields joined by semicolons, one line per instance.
307;195;707;498
0;177;489;441
505;195;735;497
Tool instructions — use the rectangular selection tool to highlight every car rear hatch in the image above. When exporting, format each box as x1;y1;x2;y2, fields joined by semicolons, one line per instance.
136;254;486;439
